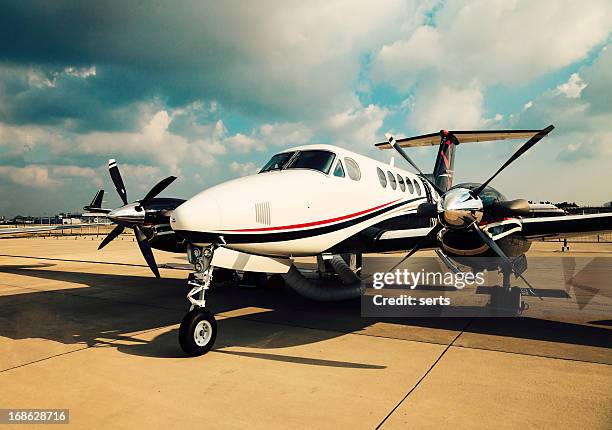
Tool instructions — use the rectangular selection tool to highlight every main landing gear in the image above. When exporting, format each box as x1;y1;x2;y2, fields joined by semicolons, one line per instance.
488;267;527;316
179;245;218;356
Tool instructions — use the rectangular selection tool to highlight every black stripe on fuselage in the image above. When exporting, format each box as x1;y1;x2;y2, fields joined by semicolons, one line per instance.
174;197;425;244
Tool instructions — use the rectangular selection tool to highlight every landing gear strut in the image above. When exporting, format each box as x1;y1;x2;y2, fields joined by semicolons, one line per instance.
489;267;526;316
179;244;218;356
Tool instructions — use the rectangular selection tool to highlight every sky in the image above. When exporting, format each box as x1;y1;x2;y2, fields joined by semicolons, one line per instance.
1;0;611;217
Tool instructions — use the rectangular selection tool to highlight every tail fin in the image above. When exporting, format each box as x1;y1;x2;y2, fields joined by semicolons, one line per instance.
433;130;459;192
83;190;109;212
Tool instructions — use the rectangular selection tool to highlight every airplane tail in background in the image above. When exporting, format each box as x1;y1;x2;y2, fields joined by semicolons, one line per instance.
432;131;459;193
83;190;111;213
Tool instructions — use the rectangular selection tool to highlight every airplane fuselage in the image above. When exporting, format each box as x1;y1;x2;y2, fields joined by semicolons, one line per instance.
171;144;437;257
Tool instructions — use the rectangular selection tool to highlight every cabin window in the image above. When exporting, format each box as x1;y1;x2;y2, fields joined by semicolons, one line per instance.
260;151;295;173
377;167;387;188
406;177;414;194
344;157;361;181
286;150;336;174
414;178;422;196
387;171;397;190
397;174;405;192
333;160;345;178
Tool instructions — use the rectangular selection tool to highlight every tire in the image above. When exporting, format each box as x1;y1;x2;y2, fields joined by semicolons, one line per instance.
179;308;217;356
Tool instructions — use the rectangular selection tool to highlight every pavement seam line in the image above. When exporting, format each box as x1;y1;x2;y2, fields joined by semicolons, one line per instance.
373;318;473;430
0;345;91;374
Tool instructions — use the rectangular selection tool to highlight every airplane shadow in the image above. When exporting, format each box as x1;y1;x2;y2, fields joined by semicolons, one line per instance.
0;263;610;367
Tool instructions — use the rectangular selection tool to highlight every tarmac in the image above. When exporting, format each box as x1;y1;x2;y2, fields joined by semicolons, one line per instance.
0;236;610;429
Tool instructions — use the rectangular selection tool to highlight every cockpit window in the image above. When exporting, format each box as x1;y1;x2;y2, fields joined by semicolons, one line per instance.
286;150;336;174
260;152;295;173
333;160;345;177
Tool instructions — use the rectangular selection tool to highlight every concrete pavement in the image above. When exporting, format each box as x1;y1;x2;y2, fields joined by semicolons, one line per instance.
0;237;610;429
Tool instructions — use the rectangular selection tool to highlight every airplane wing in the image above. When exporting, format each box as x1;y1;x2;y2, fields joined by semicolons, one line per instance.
521;213;612;239
376;129;542;149
0;223;109;236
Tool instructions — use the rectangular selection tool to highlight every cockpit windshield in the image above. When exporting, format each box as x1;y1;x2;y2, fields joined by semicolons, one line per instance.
286;150;336;174
259;150;336;175
259;152;295;173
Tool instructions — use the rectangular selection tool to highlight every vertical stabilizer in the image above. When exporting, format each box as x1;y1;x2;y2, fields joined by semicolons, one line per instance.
433;130;459;192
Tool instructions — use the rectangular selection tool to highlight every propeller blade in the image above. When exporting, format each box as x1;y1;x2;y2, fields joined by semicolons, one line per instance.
472;224;541;299
473;125;554;196
473;225;513;268
385;133;445;196
387;224;442;273
141;176;177;204
108;159;128;205
98;224;125;250
133;225;160;278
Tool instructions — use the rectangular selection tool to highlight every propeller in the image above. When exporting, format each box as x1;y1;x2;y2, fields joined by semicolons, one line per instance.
99;159;177;278
386;125;554;284
434;125;554;229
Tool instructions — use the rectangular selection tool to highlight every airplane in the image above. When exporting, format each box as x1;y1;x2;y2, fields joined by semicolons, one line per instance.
62;125;612;356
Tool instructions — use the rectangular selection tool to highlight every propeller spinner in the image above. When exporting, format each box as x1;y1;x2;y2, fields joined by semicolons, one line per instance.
99;159;177;278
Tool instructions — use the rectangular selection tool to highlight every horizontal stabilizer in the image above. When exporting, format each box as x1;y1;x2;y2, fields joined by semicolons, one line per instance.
376;129;544;149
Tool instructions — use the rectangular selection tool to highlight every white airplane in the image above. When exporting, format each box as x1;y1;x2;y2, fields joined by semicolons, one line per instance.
71;125;612;355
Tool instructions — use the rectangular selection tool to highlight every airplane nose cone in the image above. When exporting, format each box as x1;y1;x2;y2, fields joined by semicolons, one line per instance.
170;193;221;236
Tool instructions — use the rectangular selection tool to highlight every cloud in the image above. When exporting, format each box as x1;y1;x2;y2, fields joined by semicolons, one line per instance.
74;110;229;172
407;83;484;132
555;73;587;99
373;0;612;88
0;0;420;126
0;165;58;187
1;1;611;214
321;104;387;146
556;142;598;163
511;44;612;165
229;161;259;176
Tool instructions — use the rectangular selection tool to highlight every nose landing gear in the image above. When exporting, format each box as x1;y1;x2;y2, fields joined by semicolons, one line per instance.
179;245;218;356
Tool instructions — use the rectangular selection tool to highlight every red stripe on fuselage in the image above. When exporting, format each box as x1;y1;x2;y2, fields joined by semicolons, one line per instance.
220;199;402;233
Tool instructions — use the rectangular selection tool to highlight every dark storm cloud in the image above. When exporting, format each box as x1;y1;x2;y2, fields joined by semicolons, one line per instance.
0;0;372;129
0;64;155;132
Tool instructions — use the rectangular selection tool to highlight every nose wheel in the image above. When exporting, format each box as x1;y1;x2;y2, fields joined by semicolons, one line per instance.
179;308;217;356
179;244;218;356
